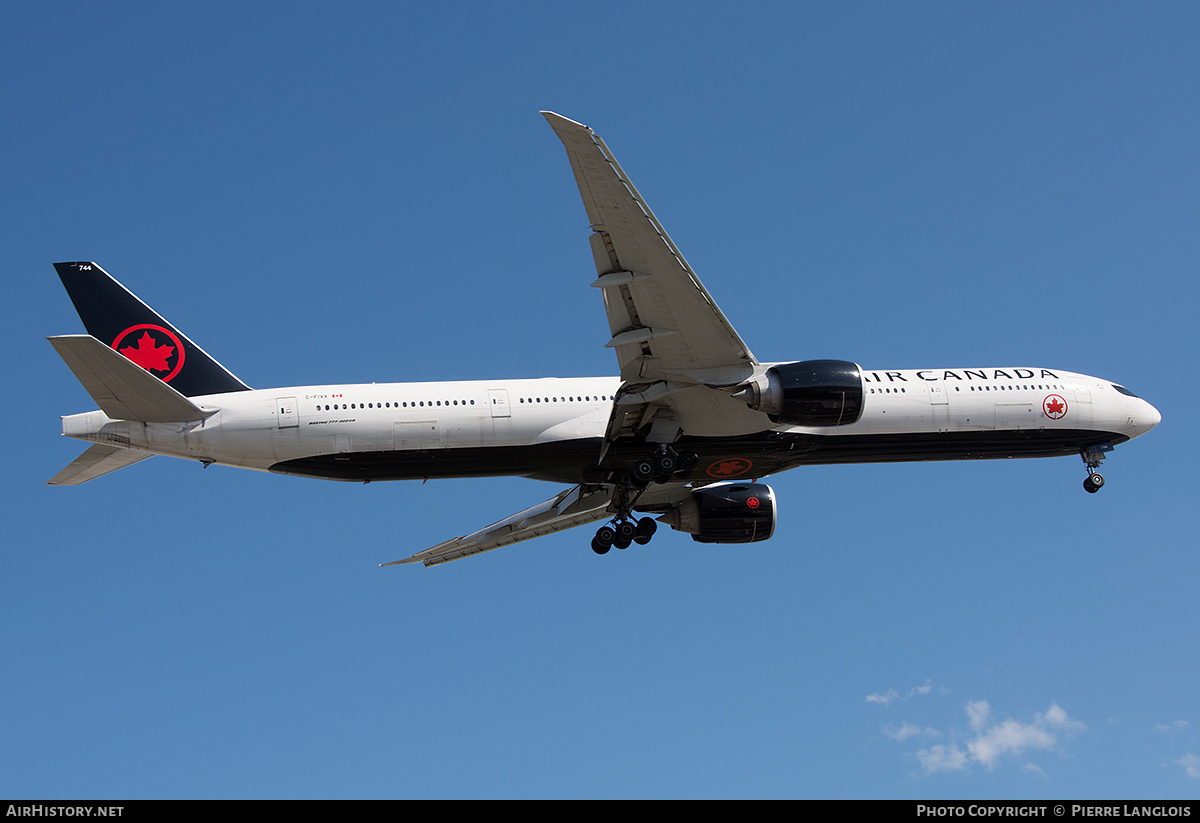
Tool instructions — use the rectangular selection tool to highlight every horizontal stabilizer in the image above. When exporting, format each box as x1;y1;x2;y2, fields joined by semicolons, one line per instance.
48;335;218;423
47;443;154;485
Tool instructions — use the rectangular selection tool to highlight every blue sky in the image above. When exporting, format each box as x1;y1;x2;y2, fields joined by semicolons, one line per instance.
3;2;1197;799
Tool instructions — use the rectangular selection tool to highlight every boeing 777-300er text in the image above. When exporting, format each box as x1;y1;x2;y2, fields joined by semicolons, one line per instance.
48;112;1161;566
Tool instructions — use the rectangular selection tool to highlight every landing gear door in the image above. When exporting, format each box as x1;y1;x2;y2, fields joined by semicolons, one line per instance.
488;389;511;418
276;396;298;428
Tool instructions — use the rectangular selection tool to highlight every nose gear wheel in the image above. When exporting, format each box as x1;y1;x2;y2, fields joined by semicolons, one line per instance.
1080;444;1113;494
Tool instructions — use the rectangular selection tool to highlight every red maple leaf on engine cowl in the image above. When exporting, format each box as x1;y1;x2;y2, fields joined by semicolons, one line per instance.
120;331;175;373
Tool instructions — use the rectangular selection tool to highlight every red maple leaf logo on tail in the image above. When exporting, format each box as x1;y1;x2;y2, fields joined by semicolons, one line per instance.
120;331;175;373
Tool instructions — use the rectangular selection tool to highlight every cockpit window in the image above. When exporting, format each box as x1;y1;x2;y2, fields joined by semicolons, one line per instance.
1112;384;1140;398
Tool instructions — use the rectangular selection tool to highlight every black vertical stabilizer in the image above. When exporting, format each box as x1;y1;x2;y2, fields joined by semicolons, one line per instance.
54;262;251;397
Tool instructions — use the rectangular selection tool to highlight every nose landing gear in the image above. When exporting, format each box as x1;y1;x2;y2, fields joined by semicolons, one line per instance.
1081;443;1114;494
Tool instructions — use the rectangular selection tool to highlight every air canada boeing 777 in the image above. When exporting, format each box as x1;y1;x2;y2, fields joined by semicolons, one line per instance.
48;112;1161;566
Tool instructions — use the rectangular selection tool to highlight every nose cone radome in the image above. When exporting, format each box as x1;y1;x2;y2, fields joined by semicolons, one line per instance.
1142;399;1162;432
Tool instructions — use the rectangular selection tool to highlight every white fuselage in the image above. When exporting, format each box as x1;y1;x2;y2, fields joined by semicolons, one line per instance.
60;366;1160;484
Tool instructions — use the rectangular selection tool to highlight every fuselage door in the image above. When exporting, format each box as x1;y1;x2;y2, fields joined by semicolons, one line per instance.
928;383;948;405
276;396;299;428
1070;376;1092;404
488;389;511;418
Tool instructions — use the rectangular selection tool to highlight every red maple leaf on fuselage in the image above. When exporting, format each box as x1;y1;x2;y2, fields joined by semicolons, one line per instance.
120;332;175;373
1046;398;1065;417
710;459;749;477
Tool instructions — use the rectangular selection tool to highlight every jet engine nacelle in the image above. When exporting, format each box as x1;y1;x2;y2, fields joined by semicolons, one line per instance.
657;483;777;543
737;359;864;427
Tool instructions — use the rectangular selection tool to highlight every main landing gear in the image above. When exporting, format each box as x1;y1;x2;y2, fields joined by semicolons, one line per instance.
1081;443;1113;494
590;517;657;554
629;446;699;488
590;446;699;555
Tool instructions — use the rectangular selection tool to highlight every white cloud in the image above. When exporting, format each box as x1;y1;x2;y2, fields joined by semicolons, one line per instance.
1176;753;1200;779
867;680;945;706
966;699;991;732
1023;762;1048;779
867;688;901;706
968;717;1057;769
916;743;969;773
885;722;923;741
910;701;1084;775
884;721;939;742
1155;720;1189;732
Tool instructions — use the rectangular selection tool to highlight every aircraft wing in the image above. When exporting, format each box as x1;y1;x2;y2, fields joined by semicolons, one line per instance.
392;115;770;568
383;485;615;568
543;112;767;448
542;112;758;387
